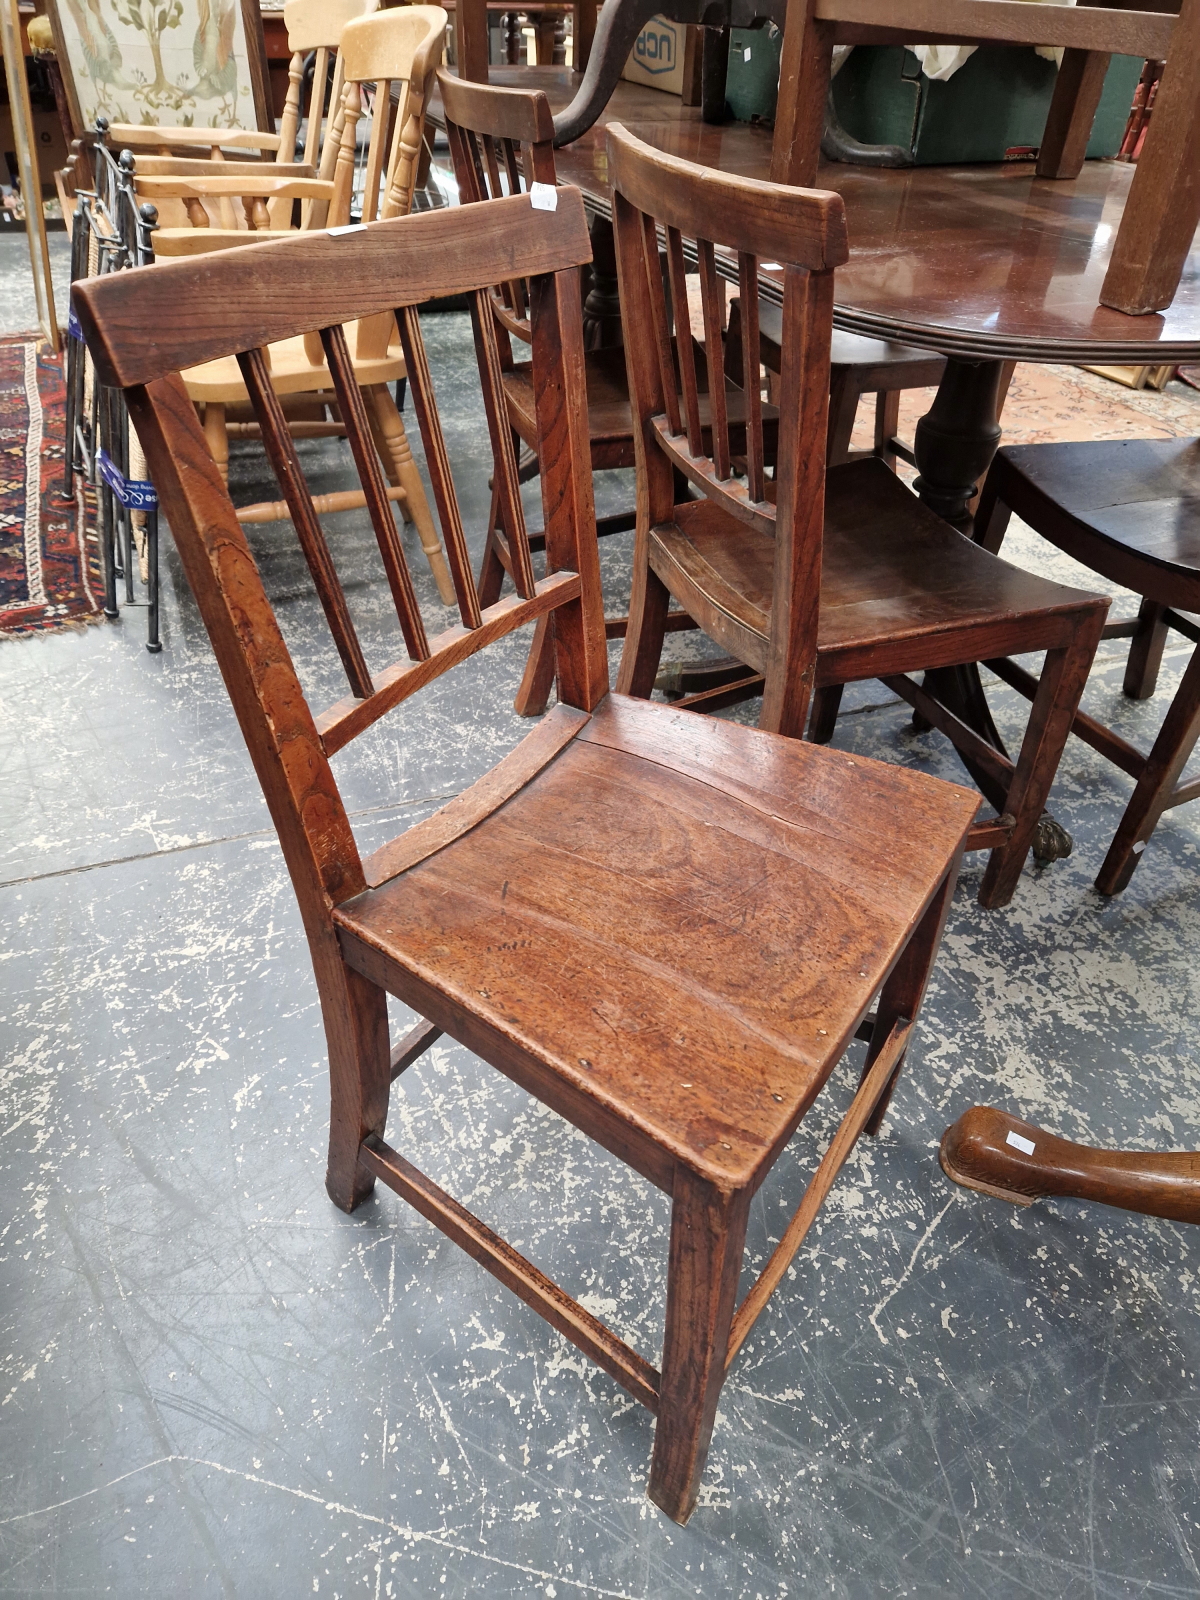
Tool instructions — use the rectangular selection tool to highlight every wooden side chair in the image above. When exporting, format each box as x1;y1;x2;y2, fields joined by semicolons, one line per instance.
439;70;700;712
726;298;1016;474
770;0;1193;315
133;7;456;604
76;181;983;1526
974;437;1200;894
610;121;1111;910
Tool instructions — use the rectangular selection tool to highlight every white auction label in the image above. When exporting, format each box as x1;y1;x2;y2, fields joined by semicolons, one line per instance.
529;182;558;212
1005;1129;1036;1156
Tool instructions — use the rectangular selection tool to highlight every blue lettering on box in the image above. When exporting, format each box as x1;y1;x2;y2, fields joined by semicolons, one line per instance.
634;26;675;73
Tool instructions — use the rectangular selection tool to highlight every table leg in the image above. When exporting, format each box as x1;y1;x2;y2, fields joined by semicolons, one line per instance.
909;357;1072;863
582;213;623;350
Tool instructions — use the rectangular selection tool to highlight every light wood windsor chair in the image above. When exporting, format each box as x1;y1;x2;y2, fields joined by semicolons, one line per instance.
131;7;457;604
76;182;982;1525
609;121;1110;910
770;0;1197;315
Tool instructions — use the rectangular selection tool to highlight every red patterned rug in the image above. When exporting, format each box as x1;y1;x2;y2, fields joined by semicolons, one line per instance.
0;335;102;637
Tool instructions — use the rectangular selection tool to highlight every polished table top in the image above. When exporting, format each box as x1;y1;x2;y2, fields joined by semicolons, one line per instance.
457;69;1200;364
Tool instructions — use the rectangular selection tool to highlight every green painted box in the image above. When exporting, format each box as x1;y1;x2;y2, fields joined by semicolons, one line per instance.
723;34;1142;164
830;44;1142;163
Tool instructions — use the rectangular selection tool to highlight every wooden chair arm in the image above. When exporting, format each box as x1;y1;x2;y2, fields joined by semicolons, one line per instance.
104;124;286;156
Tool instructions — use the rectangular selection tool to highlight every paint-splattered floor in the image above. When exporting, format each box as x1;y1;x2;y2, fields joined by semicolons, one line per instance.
3;234;1200;1599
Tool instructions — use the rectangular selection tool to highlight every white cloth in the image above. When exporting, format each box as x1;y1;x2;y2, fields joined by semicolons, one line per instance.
907;0;1078;81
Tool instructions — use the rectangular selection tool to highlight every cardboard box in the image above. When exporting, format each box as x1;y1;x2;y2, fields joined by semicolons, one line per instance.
621;16;686;96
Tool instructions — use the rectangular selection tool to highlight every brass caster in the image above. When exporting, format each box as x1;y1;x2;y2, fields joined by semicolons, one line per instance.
1032;813;1073;865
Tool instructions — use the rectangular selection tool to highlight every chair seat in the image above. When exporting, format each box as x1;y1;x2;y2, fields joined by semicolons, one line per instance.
755;297;946;385
995;438;1200;611
333;694;979;1192
501;349;772;470
648;458;1106;682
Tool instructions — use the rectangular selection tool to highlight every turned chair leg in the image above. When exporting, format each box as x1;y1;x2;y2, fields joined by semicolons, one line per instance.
648;1166;750;1524
979;612;1107;909
364;384;456;606
203;402;229;487
1097;640;1200;895
324;962;392;1214
1124;597;1170;700
863;857;962;1136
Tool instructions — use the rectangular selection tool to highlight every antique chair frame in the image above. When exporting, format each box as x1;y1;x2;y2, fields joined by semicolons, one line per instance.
75;185;980;1523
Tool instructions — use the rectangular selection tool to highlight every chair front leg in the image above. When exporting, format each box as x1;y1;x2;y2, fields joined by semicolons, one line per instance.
649;1166;750;1524
325;958;392;1214
979;609;1107;909
616;527;672;698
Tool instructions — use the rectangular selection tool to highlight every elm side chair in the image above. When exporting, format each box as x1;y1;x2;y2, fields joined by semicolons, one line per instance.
609;122;1111;910
75;185;983;1525
974;439;1200;894
438;69;695;717
770;0;1194;315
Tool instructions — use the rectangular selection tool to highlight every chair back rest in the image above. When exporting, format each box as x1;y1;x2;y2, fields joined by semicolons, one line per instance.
607;121;848;734
278;0;379;191
333;7;448;227
439;72;557;343
71;189;606;927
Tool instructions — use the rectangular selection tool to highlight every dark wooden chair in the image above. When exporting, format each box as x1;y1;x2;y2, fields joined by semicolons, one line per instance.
726;298;950;471
729;298;1018;475
439;69;697;716
975;437;1200;894
609;120;1111;910
76;183;982;1525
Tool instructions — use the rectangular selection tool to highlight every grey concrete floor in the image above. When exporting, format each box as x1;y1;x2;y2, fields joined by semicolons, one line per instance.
3;236;1200;1598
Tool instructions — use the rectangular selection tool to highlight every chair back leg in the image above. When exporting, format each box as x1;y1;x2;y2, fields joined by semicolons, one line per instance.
1097;642;1200;895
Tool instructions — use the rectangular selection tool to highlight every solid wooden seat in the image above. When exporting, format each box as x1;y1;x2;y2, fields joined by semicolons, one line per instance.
337;694;977;1190
74;182;979;1525
976;435;1200;893
610;122;1110;910
501;344;776;467
653;459;1102;676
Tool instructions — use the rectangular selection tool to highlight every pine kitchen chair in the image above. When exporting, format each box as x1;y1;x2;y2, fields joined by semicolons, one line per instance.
130;6;457;605
75;182;982;1524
